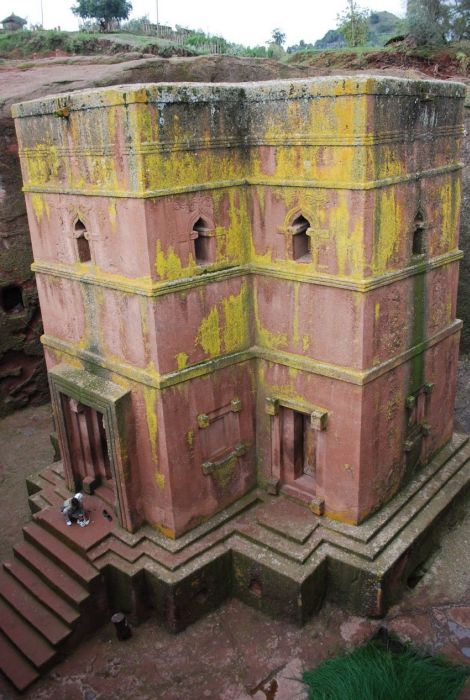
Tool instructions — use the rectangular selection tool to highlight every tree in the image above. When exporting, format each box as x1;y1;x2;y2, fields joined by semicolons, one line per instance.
287;39;316;54
337;1;370;47
270;28;286;47
72;0;132;32
450;0;470;40
406;0;450;45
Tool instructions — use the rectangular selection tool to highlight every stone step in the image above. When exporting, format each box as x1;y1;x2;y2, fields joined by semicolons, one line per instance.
50;462;65;479
0;567;71;646
22;522;100;589
36;504;114;554
0;631;39;692
0;598;56;670
27;475;64;514
39;466;62;486
25;473;43;496
93;483;115;509
13;541;89;608
89;536;140;564
29;492;52;514
36;487;63;510
52;484;72;506
4;560;80;626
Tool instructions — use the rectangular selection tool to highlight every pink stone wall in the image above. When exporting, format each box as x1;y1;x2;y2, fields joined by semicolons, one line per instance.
13;78;465;534
26;194;152;278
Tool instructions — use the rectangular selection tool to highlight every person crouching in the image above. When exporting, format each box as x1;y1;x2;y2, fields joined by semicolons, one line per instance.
61;493;89;527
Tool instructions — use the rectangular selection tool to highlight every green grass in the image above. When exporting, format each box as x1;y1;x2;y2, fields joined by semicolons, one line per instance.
303;639;469;700
0;30;196;59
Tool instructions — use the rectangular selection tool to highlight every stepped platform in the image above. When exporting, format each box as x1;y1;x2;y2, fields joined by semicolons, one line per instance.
1;432;469;691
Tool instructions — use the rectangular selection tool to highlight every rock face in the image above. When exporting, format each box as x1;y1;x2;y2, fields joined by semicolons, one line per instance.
0;115;48;416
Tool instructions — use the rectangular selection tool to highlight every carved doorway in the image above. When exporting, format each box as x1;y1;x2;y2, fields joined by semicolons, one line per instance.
280;407;316;497
49;365;136;532
61;397;114;503
266;397;328;504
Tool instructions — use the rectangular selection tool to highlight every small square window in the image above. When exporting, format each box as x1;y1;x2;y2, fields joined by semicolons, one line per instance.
412;210;426;257
193;217;215;265
291;215;311;262
74;219;91;263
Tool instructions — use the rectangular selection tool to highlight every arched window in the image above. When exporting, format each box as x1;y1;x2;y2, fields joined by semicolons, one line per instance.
291;214;311;262
74;219;91;263
192;217;214;265
412;210;426;257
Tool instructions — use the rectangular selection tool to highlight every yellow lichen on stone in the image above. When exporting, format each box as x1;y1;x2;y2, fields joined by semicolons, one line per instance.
222;282;250;353
212;454;237;489
439;178;460;251
253;285;288;350
372;188;401;274
152;522;176;539
375;303;380;323
226;190;250;264
30;193;49;222
197;306;221;358
176;352;189;370
143;386;158;463
25;144;60;186
155;241;196;281
333;195;364;278
155;472;165;490
378;145;404;180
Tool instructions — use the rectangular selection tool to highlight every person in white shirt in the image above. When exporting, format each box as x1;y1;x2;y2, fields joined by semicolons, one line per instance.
61;492;89;527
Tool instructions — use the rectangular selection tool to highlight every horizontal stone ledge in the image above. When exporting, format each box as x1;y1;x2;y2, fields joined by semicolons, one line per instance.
41;319;462;391
32;249;463;297
12;76;466;118
21;162;464;198
17;124;463;156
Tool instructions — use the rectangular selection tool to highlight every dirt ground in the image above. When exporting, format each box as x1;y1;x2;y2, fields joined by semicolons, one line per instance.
0;361;469;699
2;53;468;118
0;403;54;562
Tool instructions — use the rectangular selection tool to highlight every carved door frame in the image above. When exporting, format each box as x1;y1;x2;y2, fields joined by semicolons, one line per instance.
48;364;136;532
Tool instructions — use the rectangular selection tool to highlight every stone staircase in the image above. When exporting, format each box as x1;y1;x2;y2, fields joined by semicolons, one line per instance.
0;471;108;692
1;435;469;691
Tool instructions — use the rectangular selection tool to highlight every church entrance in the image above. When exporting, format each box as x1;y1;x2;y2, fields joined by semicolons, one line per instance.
61;396;114;505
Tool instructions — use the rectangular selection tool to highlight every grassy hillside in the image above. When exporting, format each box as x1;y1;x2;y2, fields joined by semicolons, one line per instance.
0;30;197;59
286;40;470;79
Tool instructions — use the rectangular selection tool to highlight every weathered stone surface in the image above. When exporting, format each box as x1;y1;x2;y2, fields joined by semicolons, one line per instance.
256;499;317;543
0;56;309;419
3;60;470;423
12;75;466;535
3;75;469;691
0;398;468;699
457;93;470;352
0;117;48;417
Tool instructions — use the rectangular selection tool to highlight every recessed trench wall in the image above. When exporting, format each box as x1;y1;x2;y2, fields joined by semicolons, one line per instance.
0;116;48;416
